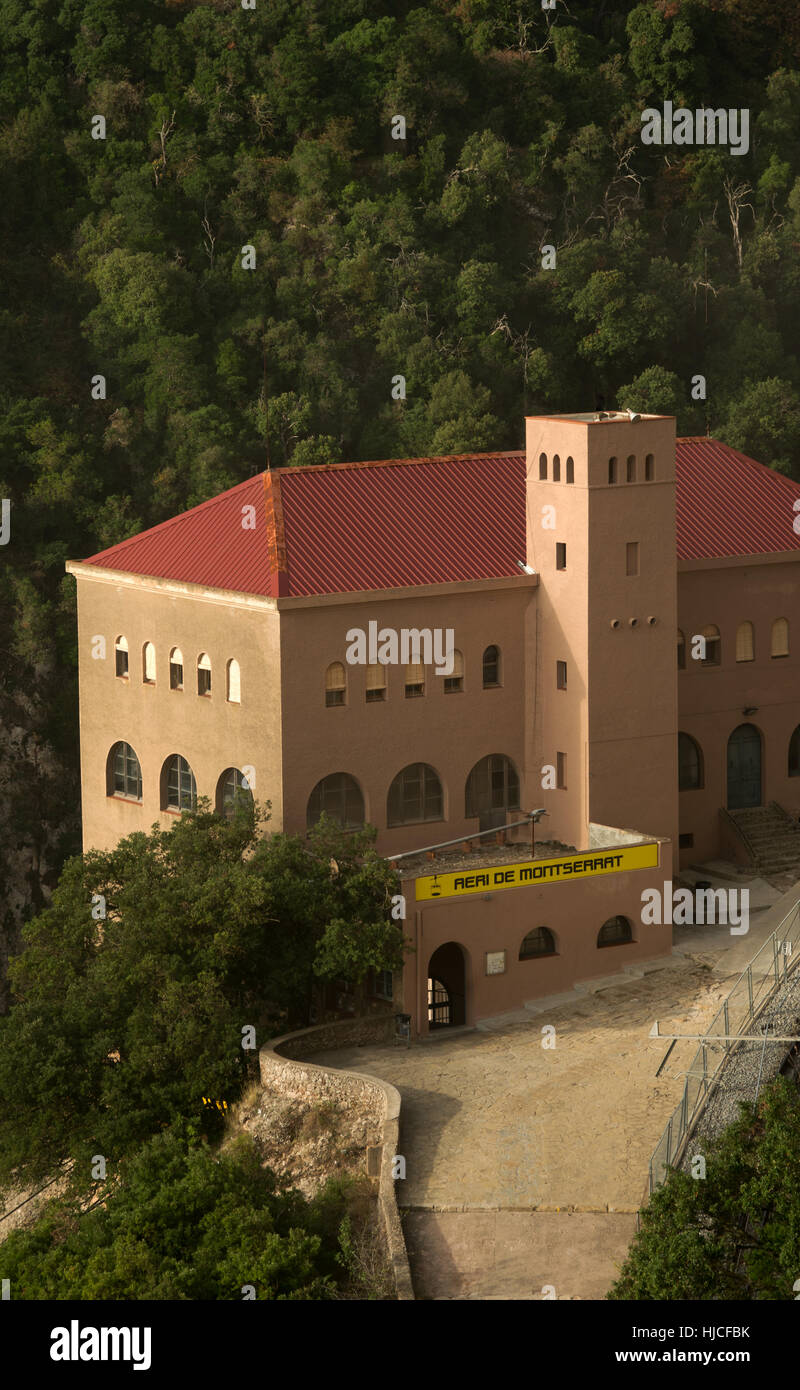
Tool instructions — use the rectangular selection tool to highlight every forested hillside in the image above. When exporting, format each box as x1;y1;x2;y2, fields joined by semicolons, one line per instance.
2;0;800;991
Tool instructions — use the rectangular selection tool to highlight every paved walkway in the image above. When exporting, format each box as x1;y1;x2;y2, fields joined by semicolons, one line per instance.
311;876;800;1298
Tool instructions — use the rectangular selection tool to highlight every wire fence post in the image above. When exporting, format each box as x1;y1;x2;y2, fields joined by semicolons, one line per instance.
747;964;753;1019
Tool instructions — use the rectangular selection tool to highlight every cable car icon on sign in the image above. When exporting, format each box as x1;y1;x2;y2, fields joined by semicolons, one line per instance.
430;875;442;897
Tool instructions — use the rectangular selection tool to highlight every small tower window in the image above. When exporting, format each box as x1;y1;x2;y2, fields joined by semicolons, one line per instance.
443;649;464;693
226;657;241;703
539;452;547;480
482;645;500;687
169;648;184;690
556;660;567;690
556;542;567;570
115;636;129;678
645;453;655;481
325;661;346;706
197;652;212;696
405;663;425;698
700;625;721;666
143;642;156;683
626;542;639;576
772;618;789;658
735;622;754;663
566;456;574;484
608;456;618;484
552;454;561;482
366;663;386;702
626;455;636;482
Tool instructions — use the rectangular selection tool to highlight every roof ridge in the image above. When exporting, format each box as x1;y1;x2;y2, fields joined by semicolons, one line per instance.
276;449;525;478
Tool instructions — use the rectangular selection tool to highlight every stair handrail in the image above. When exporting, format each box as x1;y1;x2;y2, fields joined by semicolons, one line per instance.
718;805;759;866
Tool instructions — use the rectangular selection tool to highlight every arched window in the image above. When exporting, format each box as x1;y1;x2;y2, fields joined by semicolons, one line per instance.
539;452;547;480
700;624;721;666
465;754;520;818
597;915;633;948
566;456;574;484
677;630;686;670
519;927;556;960
142;642;156;683
217;767;254;819
388;763;443;827
107;741;142;800
325;661;346;706
366;663;386;702
404;663;425;698
626;454;636;482
306;772;365;829
197;652;212;696
645;453;655;481
226;658;241;703
678;733;703;790
169;647;184;690
608;456;618;484
443;649;464;694
552;454;561;482
115;635;129;678
482;645;500;687
772;618;789;658
736;622;754;662
789;726;800;777
162;755;196;812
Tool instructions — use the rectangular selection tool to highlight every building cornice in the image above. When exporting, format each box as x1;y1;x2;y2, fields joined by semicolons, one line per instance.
64;562;538;611
678;550;800;573
64;562;280;611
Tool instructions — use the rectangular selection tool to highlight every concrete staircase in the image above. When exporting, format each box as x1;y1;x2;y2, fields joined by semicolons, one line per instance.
725;802;800;878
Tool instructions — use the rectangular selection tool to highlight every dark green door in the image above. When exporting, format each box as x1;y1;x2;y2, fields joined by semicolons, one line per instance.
727;724;762;809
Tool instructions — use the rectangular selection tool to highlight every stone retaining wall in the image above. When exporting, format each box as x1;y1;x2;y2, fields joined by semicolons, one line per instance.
259;1016;414;1301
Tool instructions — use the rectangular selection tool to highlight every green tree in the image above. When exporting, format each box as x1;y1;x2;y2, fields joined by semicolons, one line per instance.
609;1077;800;1300
0;809;403;1187
0;1122;359;1300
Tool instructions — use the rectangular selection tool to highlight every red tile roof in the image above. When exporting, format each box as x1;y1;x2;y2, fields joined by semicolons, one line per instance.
676;438;800;561
77;439;800;598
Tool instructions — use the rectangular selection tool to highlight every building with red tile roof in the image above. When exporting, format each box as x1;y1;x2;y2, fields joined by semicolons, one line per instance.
67;414;800;1034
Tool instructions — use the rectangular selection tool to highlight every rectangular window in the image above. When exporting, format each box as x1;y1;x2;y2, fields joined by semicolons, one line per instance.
198;668;211;696
556;660;567;690
405;662;425;698
325;688;344;706
366;664;386;702
556;542;566;570
373;971;393;1001
645;455;655;481
626;541;639;576
556;752;567;789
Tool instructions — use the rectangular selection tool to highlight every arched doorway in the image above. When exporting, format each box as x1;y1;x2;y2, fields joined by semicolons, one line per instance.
727;723;762;809
427;943;466;1029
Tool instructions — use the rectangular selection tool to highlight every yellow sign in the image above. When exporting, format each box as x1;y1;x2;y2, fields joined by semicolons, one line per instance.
415;842;659;901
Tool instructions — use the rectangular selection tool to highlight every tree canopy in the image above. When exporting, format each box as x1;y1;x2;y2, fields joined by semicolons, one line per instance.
0;807;403;1189
609;1076;800;1300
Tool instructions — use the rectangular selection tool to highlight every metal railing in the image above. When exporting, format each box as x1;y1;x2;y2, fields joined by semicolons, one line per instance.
648;898;800;1194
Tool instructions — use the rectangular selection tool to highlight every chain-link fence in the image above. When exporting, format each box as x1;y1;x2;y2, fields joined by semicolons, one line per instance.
648;898;800;1194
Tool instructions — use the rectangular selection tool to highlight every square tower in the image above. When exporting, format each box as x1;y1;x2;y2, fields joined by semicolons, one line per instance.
523;412;678;850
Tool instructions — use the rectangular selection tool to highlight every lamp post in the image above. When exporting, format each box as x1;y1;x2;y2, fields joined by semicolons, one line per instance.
529;808;548;857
